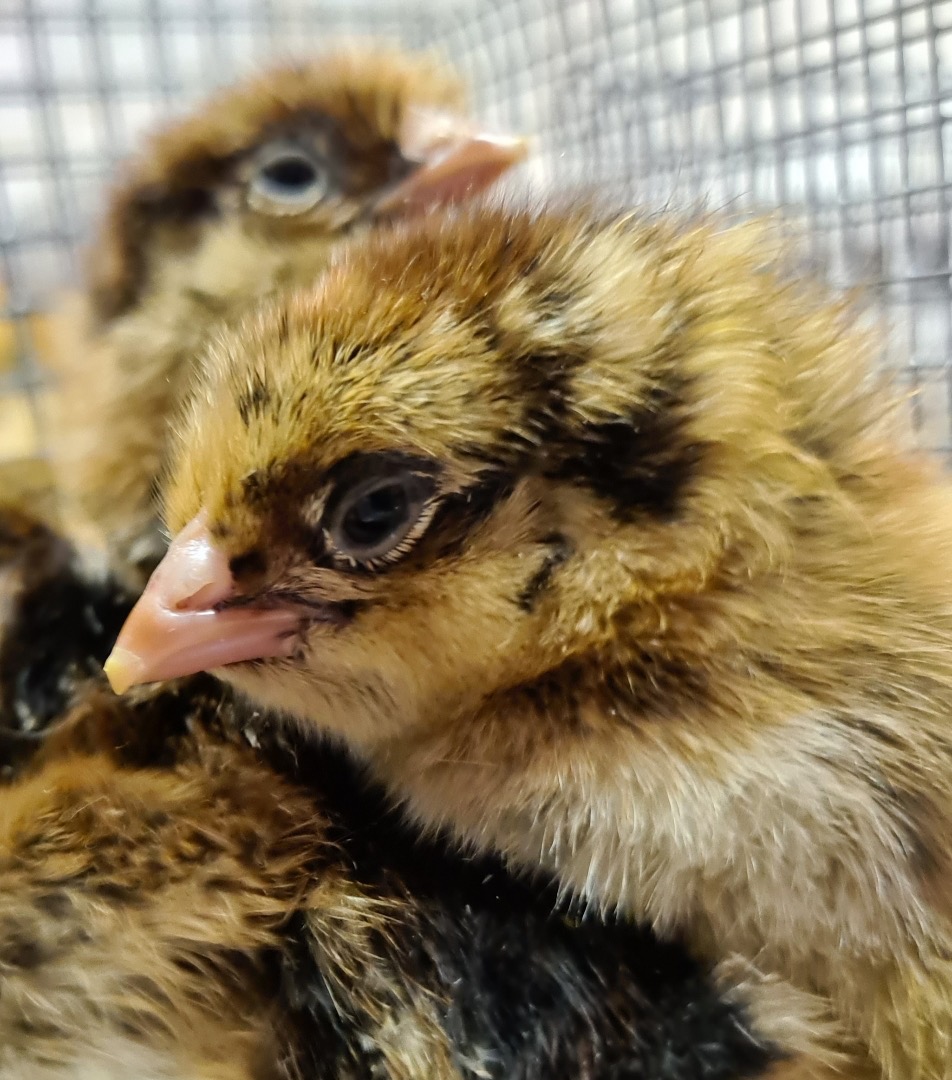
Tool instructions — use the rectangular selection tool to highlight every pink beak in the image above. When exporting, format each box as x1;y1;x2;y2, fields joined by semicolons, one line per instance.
377;109;529;214
103;514;300;695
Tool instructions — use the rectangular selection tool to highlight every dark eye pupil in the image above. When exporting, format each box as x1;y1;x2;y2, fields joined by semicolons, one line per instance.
342;484;408;547
261;156;317;190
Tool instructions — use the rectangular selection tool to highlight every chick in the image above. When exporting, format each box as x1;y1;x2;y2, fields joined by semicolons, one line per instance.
107;201;952;1077
46;45;526;587
0;510;798;1080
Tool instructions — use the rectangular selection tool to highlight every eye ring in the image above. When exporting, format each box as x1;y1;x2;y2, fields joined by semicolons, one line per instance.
326;469;436;568
246;140;328;217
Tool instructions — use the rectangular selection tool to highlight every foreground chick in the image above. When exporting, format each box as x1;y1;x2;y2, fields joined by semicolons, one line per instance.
0;510;795;1080
110;203;952;1077
47;45;524;586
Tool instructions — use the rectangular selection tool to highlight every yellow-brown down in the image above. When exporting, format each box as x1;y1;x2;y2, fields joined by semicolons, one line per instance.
161;201;952;1078
0;509;803;1080
45;44;474;585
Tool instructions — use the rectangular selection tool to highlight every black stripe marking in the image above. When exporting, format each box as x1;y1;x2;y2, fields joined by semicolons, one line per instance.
416;470;517;564
517;533;572;611
236;373;274;427
545;377;703;522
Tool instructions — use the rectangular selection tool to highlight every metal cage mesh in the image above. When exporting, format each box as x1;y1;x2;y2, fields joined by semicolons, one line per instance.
2;0;950;467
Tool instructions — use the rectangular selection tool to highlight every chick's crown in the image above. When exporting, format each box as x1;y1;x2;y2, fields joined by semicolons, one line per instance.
166;201;896;566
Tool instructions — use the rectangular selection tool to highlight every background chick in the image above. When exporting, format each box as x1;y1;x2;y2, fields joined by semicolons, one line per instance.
0;508;798;1080
111;201;952;1078
45;44;524;587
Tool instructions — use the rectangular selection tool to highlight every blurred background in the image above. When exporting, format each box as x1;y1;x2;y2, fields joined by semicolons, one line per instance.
1;0;950;480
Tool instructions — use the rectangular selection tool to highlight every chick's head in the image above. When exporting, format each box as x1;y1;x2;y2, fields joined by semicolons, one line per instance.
106;203;896;753
49;44;525;590
88;45;526;327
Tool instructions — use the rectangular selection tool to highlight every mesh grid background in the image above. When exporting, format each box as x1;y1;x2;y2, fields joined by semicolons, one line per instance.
1;0;950;464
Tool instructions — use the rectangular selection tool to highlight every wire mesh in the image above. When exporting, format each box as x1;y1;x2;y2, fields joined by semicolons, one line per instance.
1;0;950;466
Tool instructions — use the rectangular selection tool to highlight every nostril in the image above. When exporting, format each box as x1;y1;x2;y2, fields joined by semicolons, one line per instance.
163;536;234;611
175;577;232;611
146;512;237;613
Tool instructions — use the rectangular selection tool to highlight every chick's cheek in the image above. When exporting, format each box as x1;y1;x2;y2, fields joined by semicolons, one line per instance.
223;631;425;747
287;580;519;745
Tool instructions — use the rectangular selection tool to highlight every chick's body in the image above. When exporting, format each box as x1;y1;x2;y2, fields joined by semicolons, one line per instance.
0;508;791;1080
47;47;520;585
117;203;952;1078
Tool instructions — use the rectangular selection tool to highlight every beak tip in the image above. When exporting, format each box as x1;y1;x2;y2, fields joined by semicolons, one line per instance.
103;650;141;696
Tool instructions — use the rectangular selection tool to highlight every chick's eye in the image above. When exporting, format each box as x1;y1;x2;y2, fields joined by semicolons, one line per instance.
248;141;327;216
328;472;433;565
344;484;408;546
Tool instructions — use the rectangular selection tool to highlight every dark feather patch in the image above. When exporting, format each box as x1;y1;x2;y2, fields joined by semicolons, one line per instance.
136;183;220;227
0;938;46;970
229;549;268;582
0;511;134;754
546;379;705;522
241;469;272;505
236;373;274;427
469;264;704;523
89;180;224;325
517;533;572;611
416;469;517;564
265;728;781;1080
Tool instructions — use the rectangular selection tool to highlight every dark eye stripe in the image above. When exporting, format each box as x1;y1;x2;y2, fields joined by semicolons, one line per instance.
496;335;701;523
411;470;517;564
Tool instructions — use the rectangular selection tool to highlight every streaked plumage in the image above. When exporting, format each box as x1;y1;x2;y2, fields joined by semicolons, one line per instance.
0;507;794;1080
112;201;952;1077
